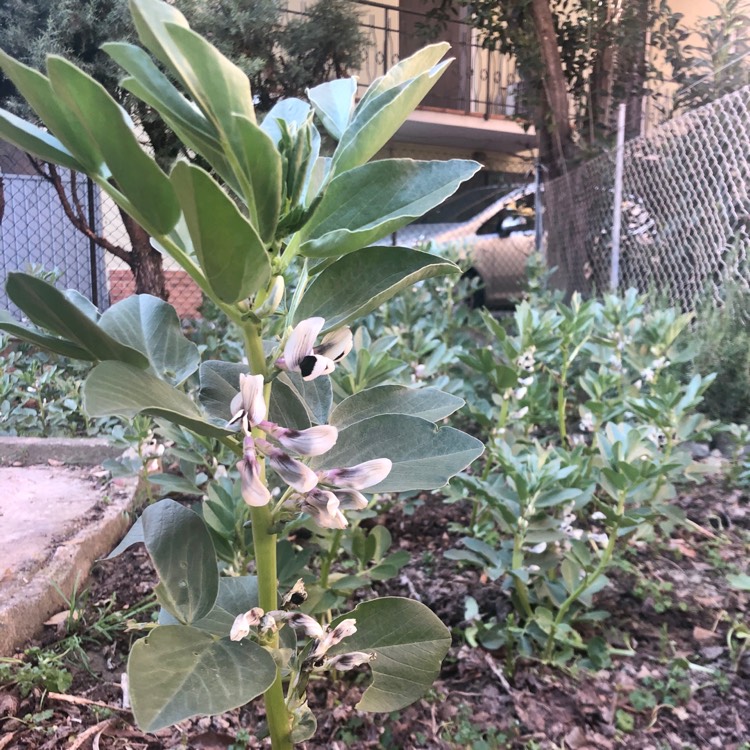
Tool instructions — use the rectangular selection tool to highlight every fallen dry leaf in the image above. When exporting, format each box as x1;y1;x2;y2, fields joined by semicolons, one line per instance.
693;626;719;641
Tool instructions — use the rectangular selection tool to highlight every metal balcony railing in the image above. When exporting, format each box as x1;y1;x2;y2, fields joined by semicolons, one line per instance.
284;0;529;120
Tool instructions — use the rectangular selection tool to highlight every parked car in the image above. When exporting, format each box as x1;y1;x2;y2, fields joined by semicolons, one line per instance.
385;184;538;309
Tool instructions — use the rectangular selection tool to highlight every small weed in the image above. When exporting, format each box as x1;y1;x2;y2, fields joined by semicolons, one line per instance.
626;659;693;718
0;648;73;697
228;729;252;750
441;704;510;749
633;578;676;614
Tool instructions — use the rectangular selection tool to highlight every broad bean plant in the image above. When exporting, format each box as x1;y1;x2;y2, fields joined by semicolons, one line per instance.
0;1;484;745
451;289;715;662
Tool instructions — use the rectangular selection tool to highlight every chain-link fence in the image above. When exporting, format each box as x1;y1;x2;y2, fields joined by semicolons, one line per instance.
0;147;108;316
0;145;203;319
544;84;750;311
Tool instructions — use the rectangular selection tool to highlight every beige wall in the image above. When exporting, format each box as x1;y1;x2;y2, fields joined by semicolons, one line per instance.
670;0;719;34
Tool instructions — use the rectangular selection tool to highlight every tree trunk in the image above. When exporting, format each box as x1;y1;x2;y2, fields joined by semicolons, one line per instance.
120;210;169;299
622;0;651;139
529;0;577;177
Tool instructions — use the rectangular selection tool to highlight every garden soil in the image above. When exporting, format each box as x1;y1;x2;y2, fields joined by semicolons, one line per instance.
0;478;748;749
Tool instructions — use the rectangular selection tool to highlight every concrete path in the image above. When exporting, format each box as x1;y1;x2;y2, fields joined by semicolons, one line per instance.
0;438;139;655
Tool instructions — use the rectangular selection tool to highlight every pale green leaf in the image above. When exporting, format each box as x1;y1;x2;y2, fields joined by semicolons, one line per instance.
295;246;459;329
332;59;452;174
276;372;332;426
63;290;100;321
307;77;357;140
141;499;218;623
269;376;312;431
170;161;270;303
106;517;145;559
129;0;193;84
260;98;311;145
128;625;276;732
357;43;450;108
330;385;464;429
98;295;200;385
104;42;243;197
5;273;147;366
46;56;180;235
328;597;451;712
198;360;247;424
300;159;480;257
0;50;102;172
728;573;750;591
83;361;233;440
312;414;483;492
0;310;93;360
160;576;260;636
229;115;282;242
164;22;255;124
0;108;81;171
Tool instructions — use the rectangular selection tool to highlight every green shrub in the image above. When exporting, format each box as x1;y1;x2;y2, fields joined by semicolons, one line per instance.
693;279;750;423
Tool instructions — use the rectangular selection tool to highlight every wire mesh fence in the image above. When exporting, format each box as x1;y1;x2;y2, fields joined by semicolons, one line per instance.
544;84;750;311
0;148;108;316
0;146;203;320
4;86;748;320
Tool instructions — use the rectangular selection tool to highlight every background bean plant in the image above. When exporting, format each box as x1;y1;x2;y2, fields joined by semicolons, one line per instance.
0;1;485;745
445;286;719;663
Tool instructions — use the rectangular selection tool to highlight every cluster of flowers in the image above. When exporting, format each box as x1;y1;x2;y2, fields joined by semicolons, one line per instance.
231;317;392;529
230;581;374;672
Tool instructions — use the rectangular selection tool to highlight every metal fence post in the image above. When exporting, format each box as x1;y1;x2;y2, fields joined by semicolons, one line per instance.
534;160;544;259
86;176;99;307
609;103;627;291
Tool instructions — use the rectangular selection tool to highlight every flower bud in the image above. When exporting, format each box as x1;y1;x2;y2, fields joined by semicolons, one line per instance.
263;423;338;457
322;651;375;672
255;276;285;318
319;458;392;490
268;451;319;493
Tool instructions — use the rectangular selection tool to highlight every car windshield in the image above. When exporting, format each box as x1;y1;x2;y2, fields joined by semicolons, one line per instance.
416;184;524;224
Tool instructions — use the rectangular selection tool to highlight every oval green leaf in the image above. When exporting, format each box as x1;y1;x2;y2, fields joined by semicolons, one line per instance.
0;310;93;360
300;159;480;257
0;50;102;172
159;576;260;636
328;597;451;712
295;246;459;330
332;54;451;175
357;43;450;109
6;273;148;366
171;161;270;304
198;360;247;423
330;385;465;429
98;295;200;384
128;625;276;732
141;499;218;623
276;372;332;426
46;56;180;235
0;108;82;171
83;361;233;440
312;414;483;492
229;115;282;243
307;77;357;140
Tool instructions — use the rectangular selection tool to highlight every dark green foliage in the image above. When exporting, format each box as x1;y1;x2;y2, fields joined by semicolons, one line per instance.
693;279;750;423
0;0;369;163
670;0;750;110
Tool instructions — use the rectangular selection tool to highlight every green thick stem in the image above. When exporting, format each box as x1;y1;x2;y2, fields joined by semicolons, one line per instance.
557;360;568;444
243;324;293;750
511;524;534;619
319;529;343;590
249;504;292;749
543;489;626;661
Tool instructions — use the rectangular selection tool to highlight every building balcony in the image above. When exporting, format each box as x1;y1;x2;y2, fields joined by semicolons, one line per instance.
285;0;536;158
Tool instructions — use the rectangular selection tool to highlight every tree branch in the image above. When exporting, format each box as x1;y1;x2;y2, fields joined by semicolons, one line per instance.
28;156;133;266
